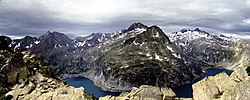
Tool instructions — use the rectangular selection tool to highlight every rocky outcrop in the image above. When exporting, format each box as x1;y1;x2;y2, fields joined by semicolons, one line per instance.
99;85;175;100
0;41;94;100
0;47;57;95
192;67;250;100
6;73;93;100
0;50;31;94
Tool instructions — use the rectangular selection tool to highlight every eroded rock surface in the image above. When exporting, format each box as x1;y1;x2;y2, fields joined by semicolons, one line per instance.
6;73;93;100
99;85;175;100
192;67;250;100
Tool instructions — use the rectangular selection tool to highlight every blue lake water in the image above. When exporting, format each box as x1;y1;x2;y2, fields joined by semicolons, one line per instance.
64;77;121;98
172;68;233;98
65;68;233;98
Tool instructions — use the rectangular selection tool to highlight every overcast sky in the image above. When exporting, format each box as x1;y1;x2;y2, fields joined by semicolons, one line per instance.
1;0;250;39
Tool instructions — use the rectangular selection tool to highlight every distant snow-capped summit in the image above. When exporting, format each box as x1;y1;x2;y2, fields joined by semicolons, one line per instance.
127;22;148;31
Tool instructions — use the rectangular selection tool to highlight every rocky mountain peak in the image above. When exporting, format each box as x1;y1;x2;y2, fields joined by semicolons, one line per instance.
193;28;210;35
127;22;148;31
8;36;38;51
23;36;37;40
45;31;51;34
74;32;111;48
144;25;171;44
194;28;201;32
178;28;209;35
20;36;38;44
38;31;72;45
44;31;64;37
180;28;188;33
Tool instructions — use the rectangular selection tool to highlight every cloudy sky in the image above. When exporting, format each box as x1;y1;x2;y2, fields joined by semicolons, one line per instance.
1;0;250;39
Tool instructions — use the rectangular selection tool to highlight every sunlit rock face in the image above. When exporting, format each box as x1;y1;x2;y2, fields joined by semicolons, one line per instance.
6;73;93;100
192;67;250;100
99;85;176;100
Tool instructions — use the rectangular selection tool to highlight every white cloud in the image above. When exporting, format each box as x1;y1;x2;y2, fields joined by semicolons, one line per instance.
1;0;250;37
243;19;250;24
0;34;25;39
247;0;250;5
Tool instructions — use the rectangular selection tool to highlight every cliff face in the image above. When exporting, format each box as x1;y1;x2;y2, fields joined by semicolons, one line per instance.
192;67;250;100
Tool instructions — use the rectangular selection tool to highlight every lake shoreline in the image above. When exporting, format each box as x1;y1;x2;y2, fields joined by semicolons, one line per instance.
64;76;121;98
59;72;132;92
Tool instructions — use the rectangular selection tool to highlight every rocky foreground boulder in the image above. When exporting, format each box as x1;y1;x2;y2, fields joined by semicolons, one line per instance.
192;67;250;100
6;73;93;100
99;85;176;100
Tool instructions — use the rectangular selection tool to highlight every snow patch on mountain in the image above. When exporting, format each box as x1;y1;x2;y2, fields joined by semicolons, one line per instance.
25;44;33;48
14;43;20;49
34;41;40;44
172;53;181;59
166;46;174;52
54;44;62;48
168;30;212;42
74;41;86;47
133;28;146;34
154;32;160;38
155;53;163;61
168;28;240;43
133;40;140;45
146;52;151;56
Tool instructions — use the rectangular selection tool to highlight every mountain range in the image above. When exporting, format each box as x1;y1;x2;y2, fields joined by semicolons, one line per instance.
3;22;250;92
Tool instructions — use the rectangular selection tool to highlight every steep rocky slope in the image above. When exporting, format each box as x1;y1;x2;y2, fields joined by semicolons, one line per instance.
29;31;75;66
167;28;237;64
9;31;111;68
57;25;204;92
168;28;250;69
0;36;94;100
226;40;250;69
